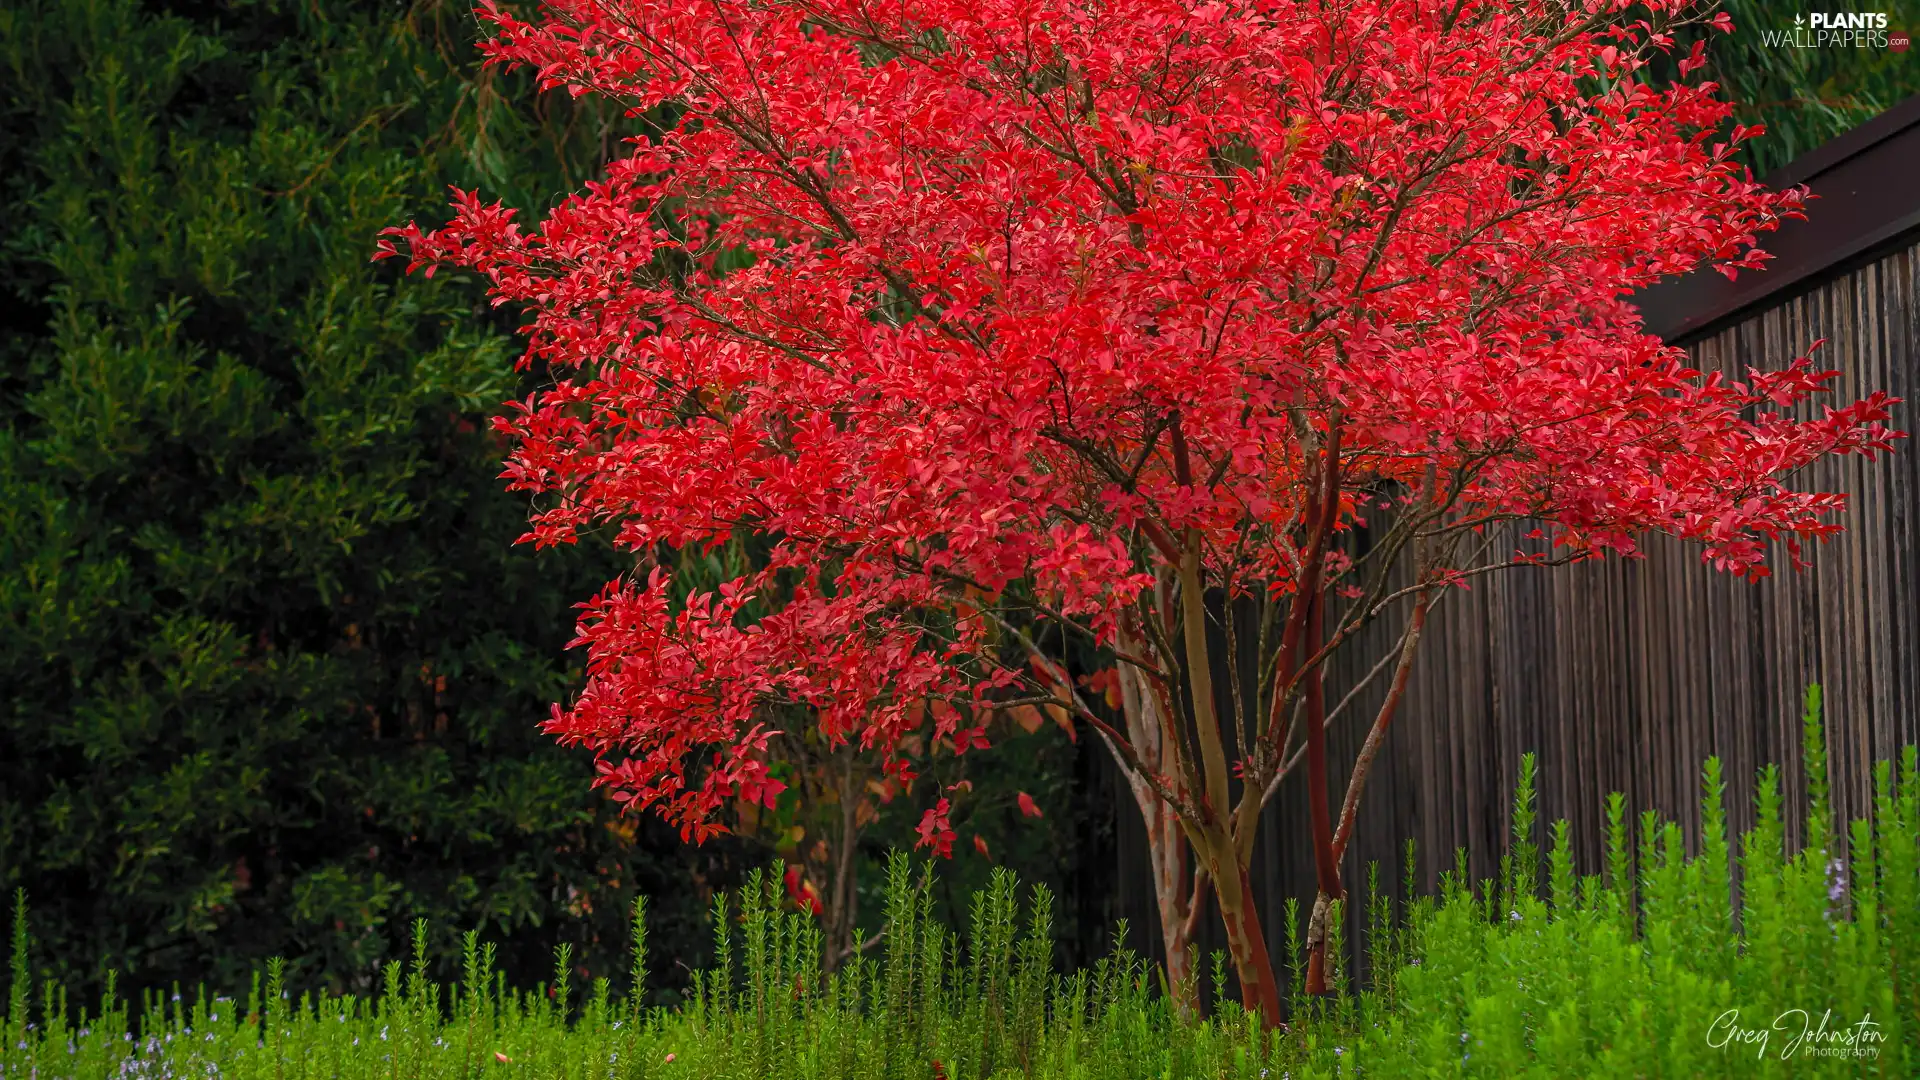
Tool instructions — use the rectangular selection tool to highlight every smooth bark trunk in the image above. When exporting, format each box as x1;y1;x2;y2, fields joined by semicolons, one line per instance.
1111;625;1206;1010
1174;504;1287;1029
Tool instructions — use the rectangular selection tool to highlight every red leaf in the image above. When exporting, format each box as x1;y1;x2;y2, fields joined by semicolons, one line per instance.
915;799;956;859
382;0;1899;898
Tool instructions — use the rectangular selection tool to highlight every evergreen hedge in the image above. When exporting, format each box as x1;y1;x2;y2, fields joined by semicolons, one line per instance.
0;0;745;1002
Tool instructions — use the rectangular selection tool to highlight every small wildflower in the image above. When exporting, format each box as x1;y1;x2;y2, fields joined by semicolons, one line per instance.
495;1051;512;1063
664;1053;675;1063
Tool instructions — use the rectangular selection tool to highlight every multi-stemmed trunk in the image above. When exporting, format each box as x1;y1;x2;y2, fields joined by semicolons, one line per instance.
1103;629;1283;1025
1058;423;1442;1028
1144;425;1433;1024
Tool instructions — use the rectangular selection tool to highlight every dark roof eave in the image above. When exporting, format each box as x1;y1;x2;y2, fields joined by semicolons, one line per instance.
1629;92;1920;345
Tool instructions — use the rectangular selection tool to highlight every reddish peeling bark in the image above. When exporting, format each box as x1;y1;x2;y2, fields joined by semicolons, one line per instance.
1211;855;1283;1026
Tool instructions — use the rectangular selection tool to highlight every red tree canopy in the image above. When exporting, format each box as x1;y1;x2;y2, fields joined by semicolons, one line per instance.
383;0;1899;850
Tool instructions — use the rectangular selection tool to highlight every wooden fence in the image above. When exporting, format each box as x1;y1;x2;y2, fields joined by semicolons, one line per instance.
1103;120;1920;984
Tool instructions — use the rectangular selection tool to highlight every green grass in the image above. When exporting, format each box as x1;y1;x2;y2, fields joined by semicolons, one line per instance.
6;689;1917;1077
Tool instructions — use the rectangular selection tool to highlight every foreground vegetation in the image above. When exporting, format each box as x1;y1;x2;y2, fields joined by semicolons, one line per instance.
6;698;1915;1078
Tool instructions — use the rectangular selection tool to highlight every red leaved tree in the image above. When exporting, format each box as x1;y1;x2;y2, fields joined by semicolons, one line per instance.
382;0;1900;1025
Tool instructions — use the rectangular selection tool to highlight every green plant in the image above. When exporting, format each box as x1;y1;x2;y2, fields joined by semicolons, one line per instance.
0;859;1343;1080
1622;1;1920;178
1366;687;1916;1077
0;0;1121;1002
1707;0;1920;175
6;690;1916;1077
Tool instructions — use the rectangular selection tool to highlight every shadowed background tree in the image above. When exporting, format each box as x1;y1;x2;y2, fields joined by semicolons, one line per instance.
0;0;768;1002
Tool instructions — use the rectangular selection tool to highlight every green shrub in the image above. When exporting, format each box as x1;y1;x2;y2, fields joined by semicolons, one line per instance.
1701;0;1920;176
0;0;740;1002
1624;0;1920;177
5;690;1914;1078
1362;686;1916;1077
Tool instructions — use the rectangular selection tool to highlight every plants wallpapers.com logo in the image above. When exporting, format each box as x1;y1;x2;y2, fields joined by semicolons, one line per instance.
1759;12;1912;50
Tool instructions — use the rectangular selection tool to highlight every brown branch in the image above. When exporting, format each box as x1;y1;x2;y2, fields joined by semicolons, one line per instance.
1331;593;1432;862
987;608;1200;819
1362;551;1585;621
1256;421;1343;766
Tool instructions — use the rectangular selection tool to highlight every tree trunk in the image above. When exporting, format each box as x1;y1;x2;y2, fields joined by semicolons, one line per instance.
1112;600;1285;1028
1110;625;1205;1011
1207;847;1283;1027
1143;785;1202;1007
821;758;863;972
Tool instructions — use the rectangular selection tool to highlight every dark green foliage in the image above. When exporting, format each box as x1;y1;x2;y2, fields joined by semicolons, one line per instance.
0;0;748;1003
1637;0;1920;177
1714;0;1920;175
2;0;1912;1027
